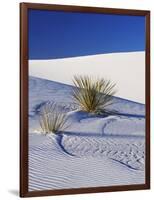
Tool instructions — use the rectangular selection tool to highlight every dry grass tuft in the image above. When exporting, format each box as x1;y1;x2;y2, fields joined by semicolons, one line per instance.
39;102;69;134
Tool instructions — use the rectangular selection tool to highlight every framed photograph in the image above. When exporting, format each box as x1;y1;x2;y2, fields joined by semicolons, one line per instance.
20;3;150;197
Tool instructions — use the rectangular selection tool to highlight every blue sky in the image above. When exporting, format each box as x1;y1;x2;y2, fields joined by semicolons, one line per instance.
28;9;145;59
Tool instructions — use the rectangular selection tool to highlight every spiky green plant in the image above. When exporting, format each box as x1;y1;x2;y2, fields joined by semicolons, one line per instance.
72;75;116;114
39;102;69;134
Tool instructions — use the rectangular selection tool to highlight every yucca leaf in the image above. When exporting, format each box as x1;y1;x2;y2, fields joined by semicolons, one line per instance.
72;75;116;114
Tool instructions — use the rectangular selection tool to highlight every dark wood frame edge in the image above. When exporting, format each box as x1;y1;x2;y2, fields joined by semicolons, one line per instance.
20;2;29;197
145;11;150;189
20;2;150;198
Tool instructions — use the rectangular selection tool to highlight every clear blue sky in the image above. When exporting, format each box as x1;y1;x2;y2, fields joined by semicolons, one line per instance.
28;9;145;59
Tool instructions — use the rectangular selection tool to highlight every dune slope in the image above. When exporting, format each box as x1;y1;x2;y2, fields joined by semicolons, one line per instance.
28;76;145;191
29;52;145;103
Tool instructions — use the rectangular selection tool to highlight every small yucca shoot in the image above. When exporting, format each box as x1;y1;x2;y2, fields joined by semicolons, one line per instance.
39;102;69;134
72;75;116;114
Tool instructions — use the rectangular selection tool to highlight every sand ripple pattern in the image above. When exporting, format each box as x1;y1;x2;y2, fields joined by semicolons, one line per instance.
61;134;145;171
29;133;145;191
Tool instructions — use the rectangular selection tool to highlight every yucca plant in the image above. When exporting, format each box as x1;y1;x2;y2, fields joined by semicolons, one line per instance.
39;102;69;134
72;75;116;114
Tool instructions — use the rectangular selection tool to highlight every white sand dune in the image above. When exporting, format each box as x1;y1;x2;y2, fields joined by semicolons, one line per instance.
29;52;145;103
28;76;145;191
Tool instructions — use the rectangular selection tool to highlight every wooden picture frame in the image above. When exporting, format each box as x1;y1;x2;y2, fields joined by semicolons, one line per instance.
20;2;150;197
